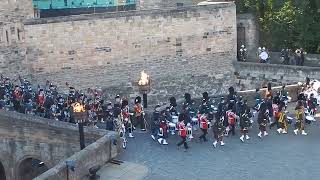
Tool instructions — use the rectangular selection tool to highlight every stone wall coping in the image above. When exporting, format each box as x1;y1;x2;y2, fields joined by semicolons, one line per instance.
23;2;235;25
0;110;106;136
34;132;119;180
237;13;255;19
234;61;320;71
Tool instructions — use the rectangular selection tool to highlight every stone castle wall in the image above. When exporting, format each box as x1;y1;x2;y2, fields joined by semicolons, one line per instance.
20;3;237;106
234;62;320;90
237;13;259;59
0;110;107;180
0;0;34;76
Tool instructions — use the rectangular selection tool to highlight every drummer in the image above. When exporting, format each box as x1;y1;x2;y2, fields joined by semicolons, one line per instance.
259;47;270;63
199;113;209;142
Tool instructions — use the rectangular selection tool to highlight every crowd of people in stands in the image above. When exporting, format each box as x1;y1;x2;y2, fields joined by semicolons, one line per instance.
0;75;109;127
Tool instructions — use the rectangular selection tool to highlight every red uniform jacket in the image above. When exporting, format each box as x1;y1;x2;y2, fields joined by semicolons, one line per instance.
159;121;168;136
38;94;45;106
272;104;280;118
178;121;187;137
134;104;142;117
200;116;208;129
226;110;237;125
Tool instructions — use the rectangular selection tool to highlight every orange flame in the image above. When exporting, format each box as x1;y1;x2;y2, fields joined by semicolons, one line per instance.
73;102;85;112
138;70;149;86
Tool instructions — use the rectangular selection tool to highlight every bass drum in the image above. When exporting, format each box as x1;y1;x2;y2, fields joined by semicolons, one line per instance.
306;115;316;122
172;115;178;124
191;117;198;130
259;51;269;61
186;123;193;141
168;122;176;135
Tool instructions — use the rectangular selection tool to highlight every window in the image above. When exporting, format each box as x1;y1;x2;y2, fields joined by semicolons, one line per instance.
17;29;20;41
5;30;9;43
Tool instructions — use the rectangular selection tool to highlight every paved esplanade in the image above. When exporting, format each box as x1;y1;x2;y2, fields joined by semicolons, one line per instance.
117;104;320;180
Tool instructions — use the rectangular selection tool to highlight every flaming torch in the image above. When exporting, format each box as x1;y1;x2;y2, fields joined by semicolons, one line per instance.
73;102;87;150
138;70;151;108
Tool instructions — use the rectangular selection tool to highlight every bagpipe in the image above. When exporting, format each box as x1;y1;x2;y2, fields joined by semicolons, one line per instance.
168;117;177;135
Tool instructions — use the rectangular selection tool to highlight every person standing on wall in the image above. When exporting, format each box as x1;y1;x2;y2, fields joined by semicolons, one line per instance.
299;48;306;66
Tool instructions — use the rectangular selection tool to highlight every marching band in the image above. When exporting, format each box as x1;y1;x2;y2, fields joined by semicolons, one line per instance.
83;79;319;151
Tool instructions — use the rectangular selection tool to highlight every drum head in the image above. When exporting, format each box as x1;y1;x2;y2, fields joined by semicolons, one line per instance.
259;52;269;60
169;123;176;127
306;116;315;121
172;116;178;123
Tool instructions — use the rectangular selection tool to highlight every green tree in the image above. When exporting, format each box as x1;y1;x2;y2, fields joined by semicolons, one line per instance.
235;0;320;53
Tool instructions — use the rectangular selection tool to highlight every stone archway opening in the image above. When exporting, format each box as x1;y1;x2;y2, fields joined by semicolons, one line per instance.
17;158;49;180
0;161;6;180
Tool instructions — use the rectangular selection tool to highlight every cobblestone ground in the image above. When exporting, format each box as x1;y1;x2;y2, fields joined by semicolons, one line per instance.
116;105;320;180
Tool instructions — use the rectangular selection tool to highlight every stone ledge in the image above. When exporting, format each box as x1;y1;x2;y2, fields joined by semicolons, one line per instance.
0;110;106;137
34;132;120;180
234;61;320;71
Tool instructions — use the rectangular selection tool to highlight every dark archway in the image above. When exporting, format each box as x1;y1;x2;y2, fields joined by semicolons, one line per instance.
0;161;6;180
17;158;49;180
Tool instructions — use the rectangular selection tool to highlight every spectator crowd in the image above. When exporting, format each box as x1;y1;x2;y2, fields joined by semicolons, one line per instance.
0;75;110;127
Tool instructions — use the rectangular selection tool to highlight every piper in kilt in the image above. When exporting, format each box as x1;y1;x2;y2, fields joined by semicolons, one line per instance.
257;103;269;138
212;117;226;148
277;102;288;134
121;99;134;138
294;101;308;135
239;103;252;142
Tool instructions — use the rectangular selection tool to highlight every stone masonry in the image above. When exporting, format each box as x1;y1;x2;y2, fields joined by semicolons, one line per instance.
234;61;320;90
0;0;34;76
17;3;237;106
